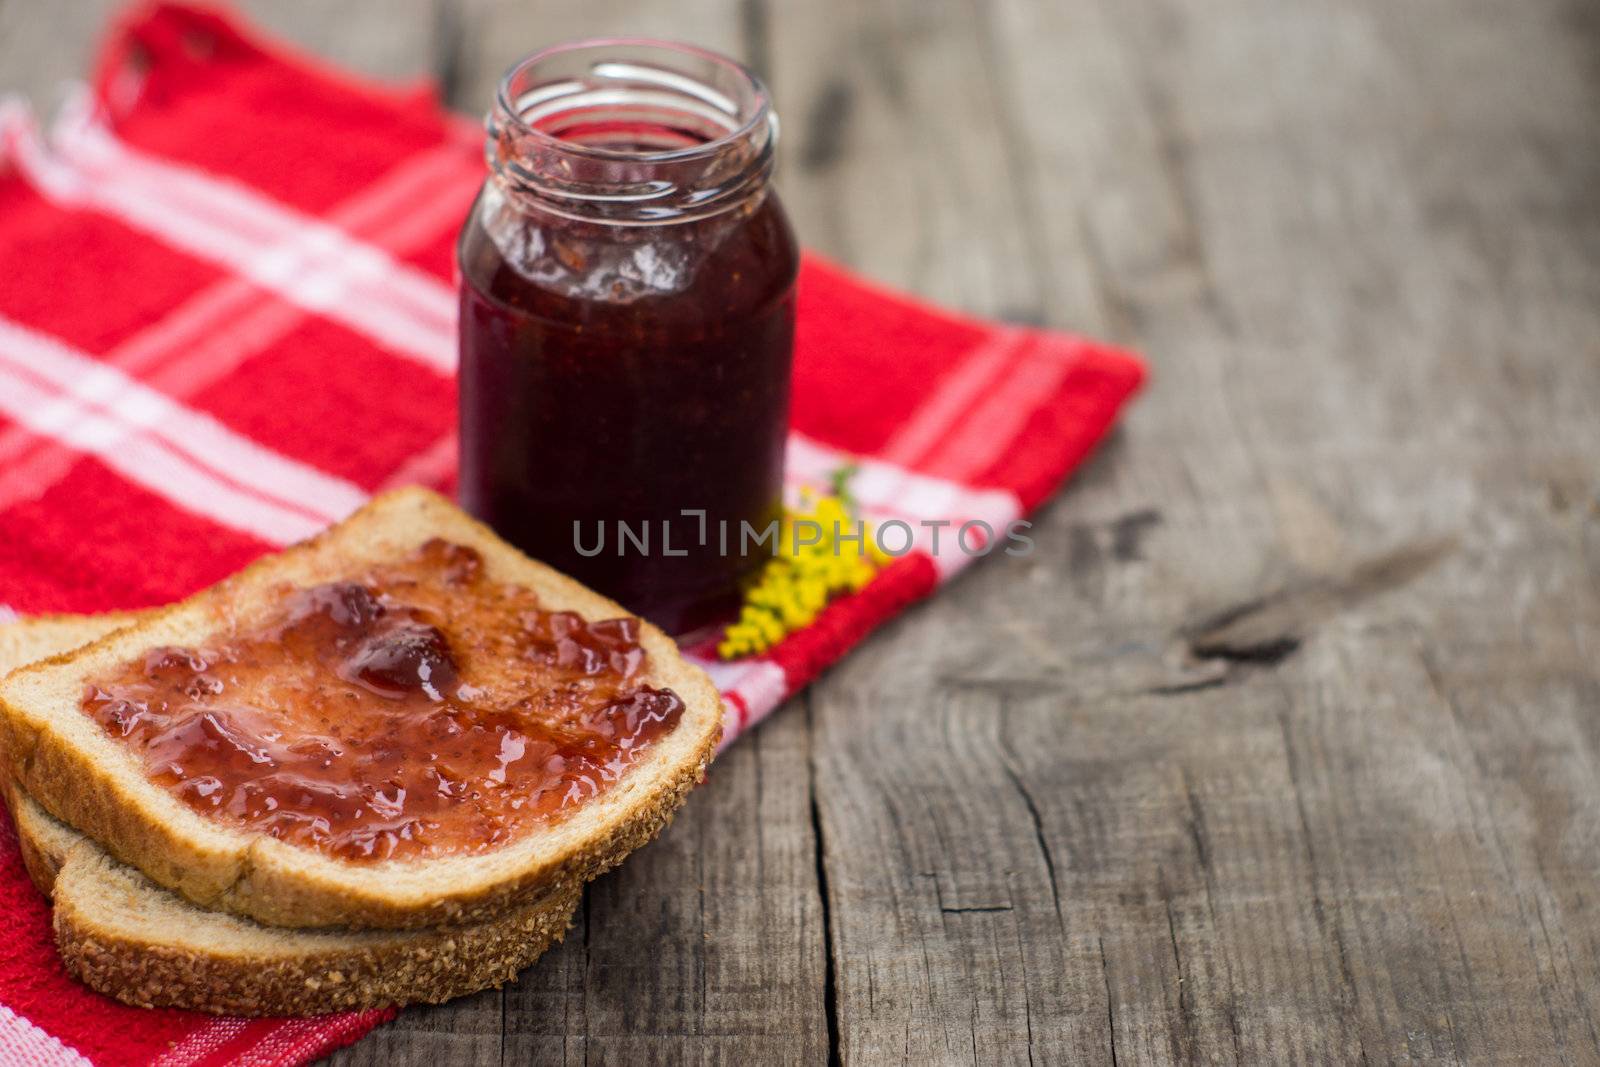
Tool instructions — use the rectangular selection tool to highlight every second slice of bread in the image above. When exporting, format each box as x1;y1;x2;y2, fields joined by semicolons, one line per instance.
0;487;723;930
13;783;581;1015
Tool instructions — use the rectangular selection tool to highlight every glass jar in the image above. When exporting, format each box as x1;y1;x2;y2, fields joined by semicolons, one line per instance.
457;39;799;636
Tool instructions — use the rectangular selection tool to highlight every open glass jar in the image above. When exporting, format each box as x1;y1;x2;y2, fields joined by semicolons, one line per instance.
457;39;799;636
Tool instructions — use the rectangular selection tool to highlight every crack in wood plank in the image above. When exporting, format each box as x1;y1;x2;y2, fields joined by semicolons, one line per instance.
1159;872;1201;1064
1276;704;1372;1066
1099;937;1120;1067
996;712;1064;922
807;695;845;1067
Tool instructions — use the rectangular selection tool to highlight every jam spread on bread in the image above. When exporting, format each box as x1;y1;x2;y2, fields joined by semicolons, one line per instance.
82;539;685;862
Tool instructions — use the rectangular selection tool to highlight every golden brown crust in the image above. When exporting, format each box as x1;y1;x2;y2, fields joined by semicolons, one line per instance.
0;487;723;930
54;874;581;1016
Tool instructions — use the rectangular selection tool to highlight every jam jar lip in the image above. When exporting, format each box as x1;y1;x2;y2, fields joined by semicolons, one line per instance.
486;37;779;226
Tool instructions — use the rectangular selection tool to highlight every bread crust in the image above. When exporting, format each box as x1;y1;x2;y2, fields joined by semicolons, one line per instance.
54;857;581;1016
0;488;722;929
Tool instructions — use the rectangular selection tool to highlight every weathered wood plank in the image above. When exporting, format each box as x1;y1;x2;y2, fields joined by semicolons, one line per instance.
767;0;1056;322
332;985;503;1067
783;0;1600;1064
973;1;1600;1065
0;0;123;109
0;1;439;106
232;1;443;83
450;0;751;115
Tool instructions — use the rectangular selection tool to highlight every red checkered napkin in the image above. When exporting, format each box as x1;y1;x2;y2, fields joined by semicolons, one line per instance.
0;4;1144;1064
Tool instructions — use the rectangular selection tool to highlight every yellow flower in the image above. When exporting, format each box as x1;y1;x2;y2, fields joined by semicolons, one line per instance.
716;467;886;660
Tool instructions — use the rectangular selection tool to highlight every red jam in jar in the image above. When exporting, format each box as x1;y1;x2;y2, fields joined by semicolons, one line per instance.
458;40;799;635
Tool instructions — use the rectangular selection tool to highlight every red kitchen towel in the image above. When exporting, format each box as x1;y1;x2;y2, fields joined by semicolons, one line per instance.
0;4;1145;1065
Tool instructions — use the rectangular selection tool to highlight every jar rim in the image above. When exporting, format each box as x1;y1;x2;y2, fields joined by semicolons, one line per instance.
491;36;774;166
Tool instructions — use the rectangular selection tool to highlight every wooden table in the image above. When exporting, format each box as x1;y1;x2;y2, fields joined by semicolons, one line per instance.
4;1;1598;1062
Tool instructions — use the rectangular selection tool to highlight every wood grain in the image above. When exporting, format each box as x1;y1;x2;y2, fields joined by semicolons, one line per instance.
2;0;1598;1063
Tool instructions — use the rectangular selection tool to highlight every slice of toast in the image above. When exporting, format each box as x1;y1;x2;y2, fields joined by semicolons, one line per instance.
2;613;581;1016
0;487;722;929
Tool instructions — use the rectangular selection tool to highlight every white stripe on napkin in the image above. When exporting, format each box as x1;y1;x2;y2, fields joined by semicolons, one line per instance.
0;1005;94;1067
1;96;455;375
0;317;363;543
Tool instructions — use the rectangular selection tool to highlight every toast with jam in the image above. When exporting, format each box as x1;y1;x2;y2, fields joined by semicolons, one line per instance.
0;487;723;930
1;613;581;1015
